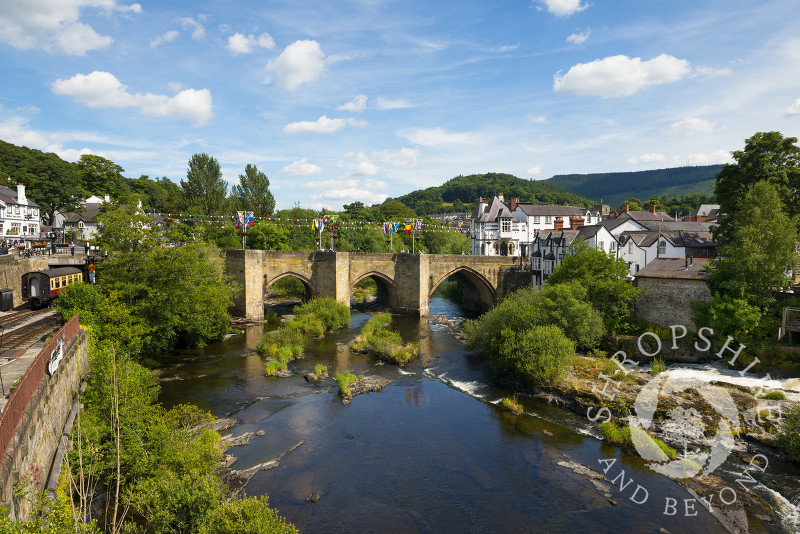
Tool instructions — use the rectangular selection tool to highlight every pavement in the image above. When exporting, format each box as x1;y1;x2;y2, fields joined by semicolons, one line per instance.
0;308;58;404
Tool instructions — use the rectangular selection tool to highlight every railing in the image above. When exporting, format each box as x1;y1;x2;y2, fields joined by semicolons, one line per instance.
0;314;80;493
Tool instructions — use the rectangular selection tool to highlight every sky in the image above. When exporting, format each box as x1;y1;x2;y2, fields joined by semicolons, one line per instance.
0;0;799;210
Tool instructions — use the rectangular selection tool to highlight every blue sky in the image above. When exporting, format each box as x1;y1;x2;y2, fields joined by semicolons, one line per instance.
1;0;798;210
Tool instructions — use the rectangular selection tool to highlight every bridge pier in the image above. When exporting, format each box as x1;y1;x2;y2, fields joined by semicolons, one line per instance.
223;250;521;320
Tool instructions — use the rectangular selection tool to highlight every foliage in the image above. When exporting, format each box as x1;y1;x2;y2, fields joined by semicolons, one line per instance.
199;496;299;534
268;276;307;299
705;294;763;341
314;364;328;376
335;371;358;396
501;396;523;415
351;313;419;364
777;405;800;462
230;164;275;217
293;297;351;331
707;181;798;309
547;240;639;332
76;154;124;197
246;223;290;250
599;422;676;459
492;325;575;385
95;201;160;253
181;153;228;215
53;282;104;325
538;282;604;350
265;359;288;376
650;357;667;376
257;324;308;358
759;390;786;400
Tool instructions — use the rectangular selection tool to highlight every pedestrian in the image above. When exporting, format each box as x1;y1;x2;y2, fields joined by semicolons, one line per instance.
70;241;75;255
88;263;96;284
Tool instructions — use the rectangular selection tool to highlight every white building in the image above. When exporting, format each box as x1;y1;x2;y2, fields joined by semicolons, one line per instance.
59;195;110;241
0;184;40;239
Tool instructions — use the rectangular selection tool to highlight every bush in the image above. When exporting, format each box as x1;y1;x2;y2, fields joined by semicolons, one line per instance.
292;313;325;337
293;297;351;331
501;396;523;415
759;390;786;400
351;313;419;364
200;495;298;534
257;324;308;357
335;371;358;396
493;325;575;385
650;357;667;376
600;421;676;459
539;282;604;350
265;359;288;376
707;294;762;342
53;281;104;326
314;364;327;376
778;405;800;462
277;346;293;362
270;276;307;299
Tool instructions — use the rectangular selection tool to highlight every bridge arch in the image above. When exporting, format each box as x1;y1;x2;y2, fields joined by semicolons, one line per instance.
350;270;398;309
429;266;496;314
265;271;318;302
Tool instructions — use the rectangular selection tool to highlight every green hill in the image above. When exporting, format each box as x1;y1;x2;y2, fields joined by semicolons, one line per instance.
391;172;594;215
545;165;720;208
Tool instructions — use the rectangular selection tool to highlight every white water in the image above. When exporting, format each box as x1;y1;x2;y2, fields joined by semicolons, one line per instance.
657;363;800;401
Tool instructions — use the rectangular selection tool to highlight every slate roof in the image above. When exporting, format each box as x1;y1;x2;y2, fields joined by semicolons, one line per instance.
474;196;513;223
617;230;717;249
515;204;586;217
620;210;676;222
0;186;40;207
640;221;715;232
62;203;102;224
635;258;713;280
689;204;721;218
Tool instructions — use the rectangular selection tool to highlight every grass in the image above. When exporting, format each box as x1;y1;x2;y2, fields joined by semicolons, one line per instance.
650;357;667;376
501;396;523;415
314;364;327;376
600;421;676;460
335;371;358;396
351;313;420;365
758;390;786;400
265;359;288;376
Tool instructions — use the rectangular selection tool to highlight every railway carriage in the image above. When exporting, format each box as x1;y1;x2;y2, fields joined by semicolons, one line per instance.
21;267;84;308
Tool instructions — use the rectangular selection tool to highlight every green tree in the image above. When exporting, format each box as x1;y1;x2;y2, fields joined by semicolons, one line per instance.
494;325;575;385
380;200;416;220
27;152;84;225
624;198;642;211
181;153;228;215
706;181;798;308
230;164;275;217
539;282;604;350
76;154;124;197
714;132;800;241
247;223;290;250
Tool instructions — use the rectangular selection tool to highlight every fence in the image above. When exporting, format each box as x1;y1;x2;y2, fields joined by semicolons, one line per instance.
0;314;80;494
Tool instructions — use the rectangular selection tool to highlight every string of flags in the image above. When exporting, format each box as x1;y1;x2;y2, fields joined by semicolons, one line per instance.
148;212;470;234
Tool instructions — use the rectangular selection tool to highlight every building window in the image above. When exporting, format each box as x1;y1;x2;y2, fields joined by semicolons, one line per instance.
598;241;604;251
545;216;552;225
658;240;666;255
533;216;540;224
610;241;616;253
501;219;511;232
628;241;633;254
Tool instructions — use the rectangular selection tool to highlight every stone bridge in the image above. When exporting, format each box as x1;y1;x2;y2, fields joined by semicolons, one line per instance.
223;250;529;319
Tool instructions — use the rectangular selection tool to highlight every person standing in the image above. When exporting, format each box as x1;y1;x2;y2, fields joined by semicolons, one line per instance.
70;241;75;255
88;263;96;284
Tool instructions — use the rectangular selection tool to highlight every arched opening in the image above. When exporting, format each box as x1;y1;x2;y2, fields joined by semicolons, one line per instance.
430;267;495;316
264;272;316;312
29;276;40;297
351;271;397;311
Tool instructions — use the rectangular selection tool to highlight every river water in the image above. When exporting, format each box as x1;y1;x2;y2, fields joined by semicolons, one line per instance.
157;291;797;533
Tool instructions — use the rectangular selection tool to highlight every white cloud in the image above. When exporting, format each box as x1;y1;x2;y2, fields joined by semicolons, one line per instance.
371;147;420;168
0;0;137;55
375;97;413;110
227;32;275;54
341;152;379;175
786;98;800;116
282;158;322;176
337;94;368;112
566;29;590;44
282;116;367;134
527;166;543;177
302;178;359;189
664;117;715;137
314;187;388;204
685;150;733;165
151;30;179;48
692;66;732;78
179;17;205;40
399;127;476;146
554;54;691;98
267;40;326;90
497;44;519;52
354;161;379;175
539;0;588;17
52;71;213;126
627;153;666;165
363;179;388;189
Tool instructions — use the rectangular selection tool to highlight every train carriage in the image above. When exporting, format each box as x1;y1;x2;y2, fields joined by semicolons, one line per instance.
22;267;84;308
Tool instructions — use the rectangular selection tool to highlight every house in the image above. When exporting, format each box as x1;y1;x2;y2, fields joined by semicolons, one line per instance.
0;184;40;239
614;204;676;225
470;193;526;256
529;224;615;285
616;228;717;276
511;200;602;255
634;258;713;330
686;204;721;222
59;195;110;241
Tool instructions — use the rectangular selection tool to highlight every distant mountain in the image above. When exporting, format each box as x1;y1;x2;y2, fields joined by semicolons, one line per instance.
545;165;721;208
391;172;593;215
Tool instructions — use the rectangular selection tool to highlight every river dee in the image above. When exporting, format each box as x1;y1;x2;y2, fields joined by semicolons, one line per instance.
157;295;785;533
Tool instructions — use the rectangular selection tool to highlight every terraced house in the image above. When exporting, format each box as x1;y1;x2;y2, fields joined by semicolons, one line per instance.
0;184;39;238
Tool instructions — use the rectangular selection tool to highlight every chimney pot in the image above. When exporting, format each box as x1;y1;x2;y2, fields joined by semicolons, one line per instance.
553;217;564;231
649;204;657;213
509;197;518;211
622;204;629;213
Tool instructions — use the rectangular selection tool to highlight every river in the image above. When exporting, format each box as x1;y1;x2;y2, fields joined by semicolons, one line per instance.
157;289;798;533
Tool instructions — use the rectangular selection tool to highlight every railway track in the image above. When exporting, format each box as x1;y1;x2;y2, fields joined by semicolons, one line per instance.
0;316;60;349
0;309;44;330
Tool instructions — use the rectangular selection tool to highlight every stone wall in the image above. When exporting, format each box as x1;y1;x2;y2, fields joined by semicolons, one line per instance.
1;328;89;519
634;277;712;331
0;253;88;308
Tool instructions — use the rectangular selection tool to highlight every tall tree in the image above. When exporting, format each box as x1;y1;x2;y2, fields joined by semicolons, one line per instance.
76;154;125;197
230;164;275;217
27;152;84;225
181;153;227;215
714;132;800;243
706;181;798;308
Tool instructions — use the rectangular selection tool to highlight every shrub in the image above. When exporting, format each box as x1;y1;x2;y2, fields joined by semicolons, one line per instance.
352;313;419;364
335;371;358;396
199;495;298;534
600;421;676;459
292;313;325;337
493;325;575;385
759;390;786;400
707;294;762;342
265;359;288;376
778;405;800;462
314;364;327;376
277;347;293;362
290;343;304;358
270;277;307;299
501;396;523;415
257;324;308;357
293;297;351;331
650;357;667;376
539;282;604;350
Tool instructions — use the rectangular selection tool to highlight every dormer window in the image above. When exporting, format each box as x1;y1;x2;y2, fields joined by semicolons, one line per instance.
658;240;666;255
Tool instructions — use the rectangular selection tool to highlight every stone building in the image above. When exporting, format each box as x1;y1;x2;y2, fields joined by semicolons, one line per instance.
634;257;713;331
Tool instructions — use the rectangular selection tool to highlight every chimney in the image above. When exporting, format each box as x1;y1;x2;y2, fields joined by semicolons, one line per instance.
497;192;504;203
622;203;629;213
104;194;110;203
649;204;657;214
553;217;564;231
509;197;518;211
16;183;26;203
570;216;584;229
